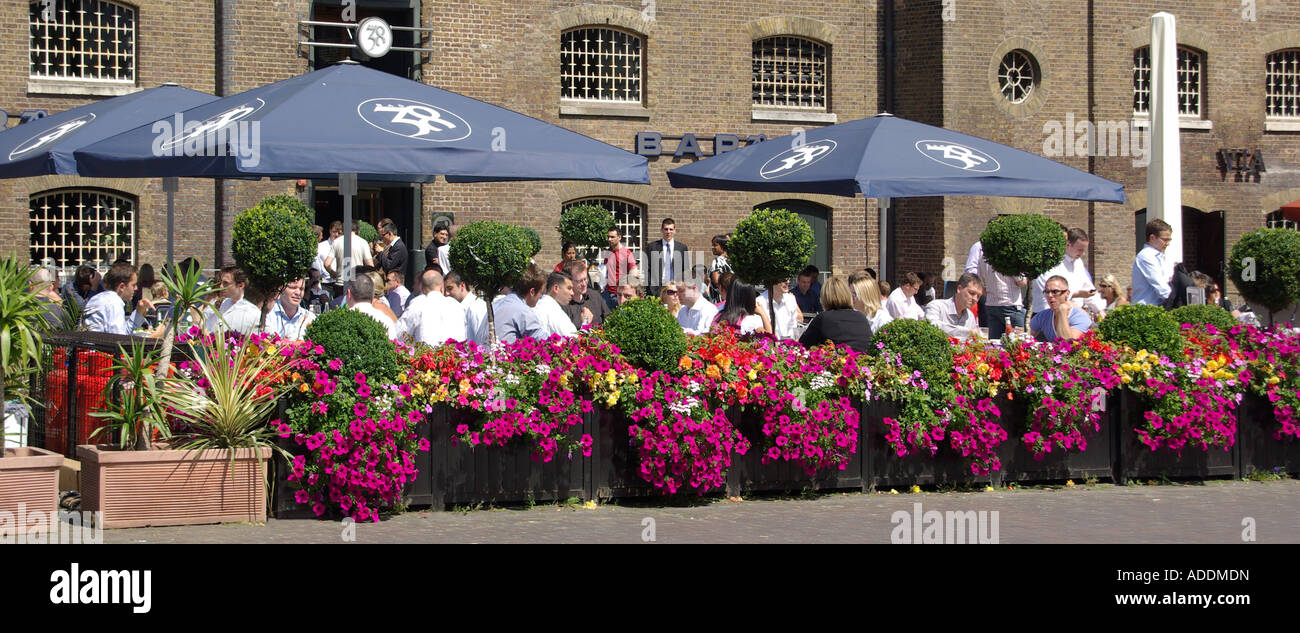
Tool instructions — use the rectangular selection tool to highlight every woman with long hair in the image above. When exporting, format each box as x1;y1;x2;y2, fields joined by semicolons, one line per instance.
659;281;683;319
799;276;873;352
712;280;770;334
1097;273;1127;312
850;274;893;334
555;242;578;272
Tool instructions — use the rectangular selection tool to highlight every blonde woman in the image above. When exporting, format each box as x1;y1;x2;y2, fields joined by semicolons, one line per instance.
798;276;873;352
367;270;398;323
850;275;893;334
659;281;683;319
1097;274;1128;313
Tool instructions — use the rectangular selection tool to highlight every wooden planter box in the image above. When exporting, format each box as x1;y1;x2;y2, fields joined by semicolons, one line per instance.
0;447;63;533
78;444;271;529
1114;392;1236;483
589;407;726;499
1236;394;1300;477
862;400;996;489
727;405;864;494
426;407;588;508
995;394;1116;484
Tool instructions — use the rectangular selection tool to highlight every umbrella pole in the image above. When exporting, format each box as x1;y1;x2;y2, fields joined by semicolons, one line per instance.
163;177;178;265
878;197;891;283
340;173;358;286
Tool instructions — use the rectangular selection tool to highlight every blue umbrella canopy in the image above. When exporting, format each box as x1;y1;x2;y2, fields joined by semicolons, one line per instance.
0;84;216;178
75;62;649;185
666;114;1124;203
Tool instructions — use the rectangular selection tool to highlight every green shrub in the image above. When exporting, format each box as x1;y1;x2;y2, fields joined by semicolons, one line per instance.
1097;304;1184;359
558;204;615;262
729;208;815;289
304;308;400;384
250;194;314;225
357;220;379;244
522;226;542;257
1228;228;1300;314
1169;304;1236;332
981;214;1066;279
601;297;688;374
449;221;533;296
868;318;954;388
231;197;317;327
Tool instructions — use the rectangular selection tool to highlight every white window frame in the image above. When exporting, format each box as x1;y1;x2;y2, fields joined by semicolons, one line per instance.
1266;49;1300;131
751;35;831;123
996;49;1037;105
1132;45;1212;130
28;0;137;96
562;197;646;263
1266;211;1300;231
30;188;137;278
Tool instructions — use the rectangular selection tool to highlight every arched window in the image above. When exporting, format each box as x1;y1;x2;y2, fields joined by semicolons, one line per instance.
562;197;645;258
561;27;643;103
752;36;828;109
1266;49;1300;120
1133;45;1204;117
29;0;136;82
30;188;136;275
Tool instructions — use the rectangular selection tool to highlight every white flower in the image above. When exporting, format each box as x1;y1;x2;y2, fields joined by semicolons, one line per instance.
534;364;551;376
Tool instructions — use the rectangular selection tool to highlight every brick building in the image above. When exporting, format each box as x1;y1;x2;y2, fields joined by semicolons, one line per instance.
2;0;1298;304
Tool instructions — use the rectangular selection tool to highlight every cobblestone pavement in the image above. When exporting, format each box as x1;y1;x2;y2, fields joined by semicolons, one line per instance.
101;479;1300;544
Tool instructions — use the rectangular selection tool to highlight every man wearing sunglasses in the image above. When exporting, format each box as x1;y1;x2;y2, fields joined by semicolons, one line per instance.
1030;276;1093;342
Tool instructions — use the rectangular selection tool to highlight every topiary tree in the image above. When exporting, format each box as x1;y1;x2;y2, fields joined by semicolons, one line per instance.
357;220;380;245
231;195;317;332
728;208;815;324
250;193;315;226
601;297;688;374
1169;304;1237;332
304;307;400;384
1097;304;1184;359
867;318;955;389
448;221;533;349
558;204;616;264
522;227;542;258
1228;228;1300;326
981;214;1067;279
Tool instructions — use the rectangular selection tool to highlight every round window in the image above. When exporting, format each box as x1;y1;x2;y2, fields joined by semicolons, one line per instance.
997;50;1038;104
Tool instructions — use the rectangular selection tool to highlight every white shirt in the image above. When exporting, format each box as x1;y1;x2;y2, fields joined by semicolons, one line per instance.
1033;253;1101;313
351;301;397;340
315;239;336;283
393;285;411;308
535;294;578;338
866;308;893;334
678;295;718;335
758;290;801;339
82;291;145;336
964;241;983;275
206;297;261;335
977;254;1025;308
924;297;977;339
437;243;451;275
885;287;924;320
397;291;466;347
267;299;315;340
464;294;489;346
331;232;375;277
739;313;763;335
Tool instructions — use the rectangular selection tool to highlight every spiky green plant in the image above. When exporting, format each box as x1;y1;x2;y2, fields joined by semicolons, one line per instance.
0;257;47;456
88;340;171;451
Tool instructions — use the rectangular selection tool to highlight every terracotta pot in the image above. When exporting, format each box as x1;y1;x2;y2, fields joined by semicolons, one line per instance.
0;447;63;533
77;444;272;529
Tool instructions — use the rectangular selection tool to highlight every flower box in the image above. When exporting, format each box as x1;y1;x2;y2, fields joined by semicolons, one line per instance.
78;444;272;529
862;400;995;489
1114;392;1236;483
590;407;731;499
1236;393;1300;477
271;436;315;519
726;404;864;494
0;447;63;533
995;394;1116;484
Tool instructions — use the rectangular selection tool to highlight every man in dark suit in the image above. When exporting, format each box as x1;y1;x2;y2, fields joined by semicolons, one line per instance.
644;217;690;298
375;219;408;281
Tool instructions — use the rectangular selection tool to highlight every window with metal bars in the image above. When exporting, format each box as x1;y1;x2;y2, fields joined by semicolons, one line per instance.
1133;46;1203;116
29;0;136;82
30;189;136;275
1266;210;1300;231
561;27;643;102
997;50;1037;104
752;36;828;109
1267;49;1300;119
562;197;645;260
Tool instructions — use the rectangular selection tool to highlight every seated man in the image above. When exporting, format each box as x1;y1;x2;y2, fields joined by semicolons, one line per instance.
346;272;397;340
924;273;983;340
396;268;466;347
267;277;315;340
204;266;261;335
1030;275;1093;342
83;262;155;336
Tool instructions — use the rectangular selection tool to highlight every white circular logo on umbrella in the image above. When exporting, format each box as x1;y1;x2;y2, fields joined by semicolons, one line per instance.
915;140;1000;172
356;17;393;58
358;98;471;142
160;99;265;151
9;113;95;160
760;140;837;179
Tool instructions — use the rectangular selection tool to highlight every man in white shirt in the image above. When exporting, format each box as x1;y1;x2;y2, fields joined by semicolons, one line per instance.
346;272;397;339
1131;219;1173;306
885;272;926;320
330;221;375;282
205;266;262;335
925;273;983;340
677;279;718;335
977;252;1027;340
535;271;578;339
320;222;343;297
758;280;802;340
1032;228;1103;315
83;263;154;336
386;269;412;309
397;269;466;347
446;271;488;346
312;224;336;282
267;277;315;340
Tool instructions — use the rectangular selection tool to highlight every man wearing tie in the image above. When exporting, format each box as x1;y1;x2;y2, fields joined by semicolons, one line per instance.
645;218;689;298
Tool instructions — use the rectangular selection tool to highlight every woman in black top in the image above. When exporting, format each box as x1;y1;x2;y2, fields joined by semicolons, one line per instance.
799;276;874;352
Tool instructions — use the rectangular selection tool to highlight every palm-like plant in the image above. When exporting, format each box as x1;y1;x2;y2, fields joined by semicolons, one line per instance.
88;340;171;450
153;261;220;384
0;257;48;458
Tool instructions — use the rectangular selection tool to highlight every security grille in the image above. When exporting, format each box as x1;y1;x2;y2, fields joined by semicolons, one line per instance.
30;189;135;275
29;0;136;82
1133;46;1202;116
1267;49;1300;119
752;36;828;108
998;50;1036;104
1267;211;1299;231
562;198;645;260
561;27;642;102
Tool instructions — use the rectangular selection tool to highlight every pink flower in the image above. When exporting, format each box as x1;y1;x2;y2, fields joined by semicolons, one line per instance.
328;358;342;371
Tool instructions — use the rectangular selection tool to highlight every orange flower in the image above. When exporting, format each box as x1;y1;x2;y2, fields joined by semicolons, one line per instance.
679;355;693;370
716;354;732;371
298;383;310;393
706;365;722;380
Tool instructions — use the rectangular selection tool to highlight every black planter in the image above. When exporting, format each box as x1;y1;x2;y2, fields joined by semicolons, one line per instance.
1115;392;1236;483
589;407;731;499
401;416;436;508
862;399;996;489
727;404;864;494
270;435;316;519
1236;393;1300;477
995;393;1116;483
427;406;589;508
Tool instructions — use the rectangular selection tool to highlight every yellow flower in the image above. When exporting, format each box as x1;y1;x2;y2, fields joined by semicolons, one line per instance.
888;489;899;495
747;369;758;380
1066;480;1076;487
1268;376;1281;385
1206;360;1220;371
583;500;598;510
984;486;995;492
1214;369;1229;381
458;378;471;392
1081;350;1090;360
988;386;997;398
606;394;618;407
397;373;408;383
910;485;921;494
976;363;989;375
629;372;639;383
1136;350;1149;361
412;385;425;396
1121;374;1133;384
606;369;617;382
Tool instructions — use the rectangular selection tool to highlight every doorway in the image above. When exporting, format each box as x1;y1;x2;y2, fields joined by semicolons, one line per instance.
756;199;831;276
1134;206;1225;285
